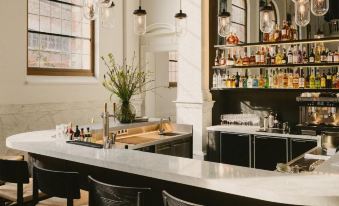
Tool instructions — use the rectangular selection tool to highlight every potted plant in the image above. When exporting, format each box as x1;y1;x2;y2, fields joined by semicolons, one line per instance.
102;53;152;123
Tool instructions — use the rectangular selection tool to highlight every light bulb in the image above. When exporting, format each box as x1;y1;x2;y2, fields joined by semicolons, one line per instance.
295;1;311;27
133;12;147;35
83;0;99;21
218;9;231;38
311;0;329;16
260;5;275;33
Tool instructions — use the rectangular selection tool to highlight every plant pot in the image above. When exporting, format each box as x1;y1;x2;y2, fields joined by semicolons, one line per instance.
116;101;136;124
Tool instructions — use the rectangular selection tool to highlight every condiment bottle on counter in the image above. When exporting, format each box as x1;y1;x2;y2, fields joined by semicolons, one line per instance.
268;113;275;128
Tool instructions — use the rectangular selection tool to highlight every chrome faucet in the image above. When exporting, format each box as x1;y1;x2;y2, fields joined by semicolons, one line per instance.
101;103;116;138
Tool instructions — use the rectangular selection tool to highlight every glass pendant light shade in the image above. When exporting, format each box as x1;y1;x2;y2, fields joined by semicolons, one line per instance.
133;0;147;36
311;0;329;16
83;0;99;21
100;1;115;28
175;0;188;37
99;0;114;8
260;3;275;33
218;9;231;38
295;1;311;27
292;0;309;3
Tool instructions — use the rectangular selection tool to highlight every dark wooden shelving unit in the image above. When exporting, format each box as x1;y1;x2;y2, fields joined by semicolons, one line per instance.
215;36;339;49
211;88;339;92
213;62;339;69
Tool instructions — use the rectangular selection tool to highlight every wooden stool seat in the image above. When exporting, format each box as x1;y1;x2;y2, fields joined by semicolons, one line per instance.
0;178;47;203
37;190;88;206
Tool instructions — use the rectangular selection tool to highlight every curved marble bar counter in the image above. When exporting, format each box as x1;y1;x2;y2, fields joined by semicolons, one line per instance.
6;128;339;206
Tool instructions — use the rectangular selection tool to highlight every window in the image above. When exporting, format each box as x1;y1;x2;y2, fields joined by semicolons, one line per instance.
231;0;247;43
27;0;95;76
168;52;178;88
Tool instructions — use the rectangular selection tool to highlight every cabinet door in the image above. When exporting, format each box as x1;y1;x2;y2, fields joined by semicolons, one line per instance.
220;133;251;167
254;136;288;171
290;139;317;160
207;132;221;162
156;144;172;156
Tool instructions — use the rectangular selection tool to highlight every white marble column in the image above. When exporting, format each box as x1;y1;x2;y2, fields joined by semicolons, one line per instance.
176;0;214;160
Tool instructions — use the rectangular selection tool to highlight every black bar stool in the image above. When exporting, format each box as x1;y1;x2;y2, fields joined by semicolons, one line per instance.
0;158;33;206
162;191;203;206
33;165;88;206
88;176;151;206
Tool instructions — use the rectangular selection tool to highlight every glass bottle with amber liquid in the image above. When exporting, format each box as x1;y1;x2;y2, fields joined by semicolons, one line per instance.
281;20;290;41
321;71;327;89
274;24;281;42
293;69;300;89
315;70;321;89
275;47;283;65
326;69;333;88
288;69;294;88
259;69;265;88
309;69;316;89
299;69;305;89
309;47;315;63
283;69;289;88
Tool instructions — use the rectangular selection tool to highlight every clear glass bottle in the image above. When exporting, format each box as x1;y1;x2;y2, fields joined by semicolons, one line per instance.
214;50;220;66
213;70;218;88
309;68;315;89
299;69;305;88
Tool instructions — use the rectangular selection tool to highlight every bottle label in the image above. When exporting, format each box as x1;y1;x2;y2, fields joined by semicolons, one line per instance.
328;56;333;62
255;55;261;63
288;55;293;64
334;55;339;62
260;55;265;63
309;57;315;63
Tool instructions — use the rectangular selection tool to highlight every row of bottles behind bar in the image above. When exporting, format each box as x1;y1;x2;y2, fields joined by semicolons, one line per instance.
212;68;339;89
214;45;339;67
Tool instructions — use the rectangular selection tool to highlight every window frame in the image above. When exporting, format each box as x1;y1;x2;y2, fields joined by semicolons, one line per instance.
26;0;95;77
231;0;247;44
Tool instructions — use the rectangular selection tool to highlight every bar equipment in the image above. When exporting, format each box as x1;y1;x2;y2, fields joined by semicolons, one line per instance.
220;114;260;126
296;92;339;135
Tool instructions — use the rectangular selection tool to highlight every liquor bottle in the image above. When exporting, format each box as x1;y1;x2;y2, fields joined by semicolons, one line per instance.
321;71;326;89
250;52;256;65
327;50;334;63
303;47;308;64
226;71;231;88
292;46;299;64
259;69;265;88
309;48;315;63
243;69;248;88
239;72;244;88
305;68;310;88
321;49;327;63
213;70;218;88
309;69;315;89
247;75;253;88
283;69;289;88
263;33;270;42
231;74;236;88
214;50;220;66
293;69;300;89
315;47;321;63
243;53;250;66
298;47;303;64
265;70;270;88
271;50;276;65
275;47;283;65
334;50;339;62
236;52;243;66
290;25;298;40
281;20;289;41
260;47;266;65
235;72;240;88
252;75;259;88
277;69;283;88
274;24;281;42
287;47;293;64
326;69;332;89
299;69;305;88
219;51;226;65
222;71;227;88
266;48;272;65
255;48;261;65
336;69;339;89
282;49;287;65
288;69;294;88
315;70;321;89
332;68;337;88
74;125;81;138
270;70;275;88
227;53;234;66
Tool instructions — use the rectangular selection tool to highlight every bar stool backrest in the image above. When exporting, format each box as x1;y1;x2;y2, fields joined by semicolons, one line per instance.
0;159;29;206
88;176;151;206
33;165;81;206
162;191;203;206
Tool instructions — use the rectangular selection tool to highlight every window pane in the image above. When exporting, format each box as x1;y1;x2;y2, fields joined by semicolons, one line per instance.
40;0;51;17
28;14;39;31
71;54;82;69
61;4;72;20
61;20;72;35
51;18;61;34
51;2;61;18
71;39;82;54
72;21;82;37
28;33;40;50
72;0;83;6
72;6;82;22
40;16;51;32
61;54;71;68
82;55;90;70
82;23;90;38
82;40;91;55
28;50;40;67
232;0;245;9
28;0;39;14
232;6;245;25
62;37;71;53
232;24;246;42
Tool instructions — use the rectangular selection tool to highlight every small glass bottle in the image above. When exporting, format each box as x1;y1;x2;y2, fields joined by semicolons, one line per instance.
274;24;281;42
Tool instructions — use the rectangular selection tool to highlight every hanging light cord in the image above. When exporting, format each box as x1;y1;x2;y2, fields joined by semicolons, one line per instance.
180;0;182;11
139;0;141;8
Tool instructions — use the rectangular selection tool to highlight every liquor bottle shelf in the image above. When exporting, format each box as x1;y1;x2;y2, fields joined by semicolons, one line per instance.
212;62;339;70
215;37;339;49
211;88;339;92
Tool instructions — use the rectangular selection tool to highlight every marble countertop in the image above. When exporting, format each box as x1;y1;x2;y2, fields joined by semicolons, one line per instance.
207;125;321;141
6;128;339;206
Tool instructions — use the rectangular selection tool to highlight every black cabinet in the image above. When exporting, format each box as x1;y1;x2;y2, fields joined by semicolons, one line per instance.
290;139;317;160
155;137;193;158
254;136;288;171
220;133;251;167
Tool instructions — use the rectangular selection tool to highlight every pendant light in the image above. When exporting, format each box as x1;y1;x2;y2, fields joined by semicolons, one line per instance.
100;1;115;28
295;0;311;27
218;1;231;38
83;0;99;21
133;0;147;35
292;0;309;2
259;0;275;33
311;0;329;16
175;0;188;37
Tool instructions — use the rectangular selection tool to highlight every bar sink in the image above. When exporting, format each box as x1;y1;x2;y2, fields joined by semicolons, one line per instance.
160;132;183;137
116;136;158;145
